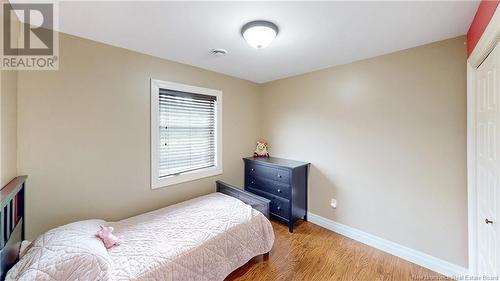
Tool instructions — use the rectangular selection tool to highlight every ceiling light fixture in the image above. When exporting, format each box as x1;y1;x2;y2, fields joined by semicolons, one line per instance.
241;20;279;49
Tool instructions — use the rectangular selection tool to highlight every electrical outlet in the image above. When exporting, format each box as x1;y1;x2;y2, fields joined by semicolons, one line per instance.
330;198;337;209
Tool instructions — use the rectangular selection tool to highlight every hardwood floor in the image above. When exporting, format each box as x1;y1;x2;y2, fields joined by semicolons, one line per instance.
226;220;443;281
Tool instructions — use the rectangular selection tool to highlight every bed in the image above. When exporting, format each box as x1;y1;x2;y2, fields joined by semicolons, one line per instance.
0;176;26;281
1;179;274;281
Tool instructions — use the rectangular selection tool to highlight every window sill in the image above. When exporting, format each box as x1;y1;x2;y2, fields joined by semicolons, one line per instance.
151;166;223;189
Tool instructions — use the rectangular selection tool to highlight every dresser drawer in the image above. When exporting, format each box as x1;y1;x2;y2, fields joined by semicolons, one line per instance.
247;176;290;199
270;197;290;220
246;187;290;220
246;163;290;184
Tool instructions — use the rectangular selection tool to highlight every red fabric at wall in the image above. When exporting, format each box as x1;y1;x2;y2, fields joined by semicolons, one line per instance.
467;0;499;56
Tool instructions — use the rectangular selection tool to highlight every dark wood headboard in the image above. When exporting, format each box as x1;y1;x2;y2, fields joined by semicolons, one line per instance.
0;176;27;280
216;180;270;218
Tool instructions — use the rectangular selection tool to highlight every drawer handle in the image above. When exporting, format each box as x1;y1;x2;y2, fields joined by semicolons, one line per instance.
277;174;282;178
251;168;255;172
277;206;281;211
277;189;281;193
251;181;254;185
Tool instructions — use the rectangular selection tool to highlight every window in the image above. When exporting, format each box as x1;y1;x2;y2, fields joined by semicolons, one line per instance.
151;79;222;188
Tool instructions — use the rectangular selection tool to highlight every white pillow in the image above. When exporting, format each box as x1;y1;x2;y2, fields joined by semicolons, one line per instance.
19;240;32;259
6;219;114;281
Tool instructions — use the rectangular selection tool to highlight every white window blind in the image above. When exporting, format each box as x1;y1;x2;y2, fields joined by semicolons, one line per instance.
158;89;217;177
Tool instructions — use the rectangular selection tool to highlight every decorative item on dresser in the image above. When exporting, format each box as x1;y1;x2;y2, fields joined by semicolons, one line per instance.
243;157;310;233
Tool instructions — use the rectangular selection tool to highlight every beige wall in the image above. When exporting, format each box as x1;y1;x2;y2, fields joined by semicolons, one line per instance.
260;36;467;266
1;70;18;188
17;32;261;239
1;5;19;187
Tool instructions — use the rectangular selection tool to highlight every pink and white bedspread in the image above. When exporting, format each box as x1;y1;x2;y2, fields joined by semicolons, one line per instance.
6;192;275;281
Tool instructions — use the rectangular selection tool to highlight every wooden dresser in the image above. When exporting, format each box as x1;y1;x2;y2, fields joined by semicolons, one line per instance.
243;157;309;232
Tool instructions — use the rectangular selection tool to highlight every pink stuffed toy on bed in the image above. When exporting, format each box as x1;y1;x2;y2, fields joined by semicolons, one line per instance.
96;226;120;249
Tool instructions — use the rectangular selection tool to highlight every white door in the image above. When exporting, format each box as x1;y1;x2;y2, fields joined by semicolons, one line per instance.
475;43;500;276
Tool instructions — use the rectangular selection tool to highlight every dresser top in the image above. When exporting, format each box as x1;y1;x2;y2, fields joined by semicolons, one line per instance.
243;156;310;169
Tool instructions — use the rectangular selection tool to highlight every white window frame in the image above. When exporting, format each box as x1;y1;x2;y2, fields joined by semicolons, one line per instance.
151;79;223;189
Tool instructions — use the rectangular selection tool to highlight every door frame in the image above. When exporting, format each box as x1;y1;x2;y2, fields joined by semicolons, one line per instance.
467;6;500;275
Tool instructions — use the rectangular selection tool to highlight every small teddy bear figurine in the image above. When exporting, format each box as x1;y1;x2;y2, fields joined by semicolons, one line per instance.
96;226;121;249
254;140;270;158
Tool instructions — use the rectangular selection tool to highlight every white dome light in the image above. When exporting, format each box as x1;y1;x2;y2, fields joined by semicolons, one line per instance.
241;21;278;49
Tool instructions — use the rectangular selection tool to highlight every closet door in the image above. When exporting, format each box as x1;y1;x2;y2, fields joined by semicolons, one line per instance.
475;43;500;276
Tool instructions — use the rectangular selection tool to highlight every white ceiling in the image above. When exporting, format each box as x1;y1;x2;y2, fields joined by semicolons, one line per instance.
19;1;480;83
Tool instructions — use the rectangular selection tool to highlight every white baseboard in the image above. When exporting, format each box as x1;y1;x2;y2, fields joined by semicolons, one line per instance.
307;212;468;278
